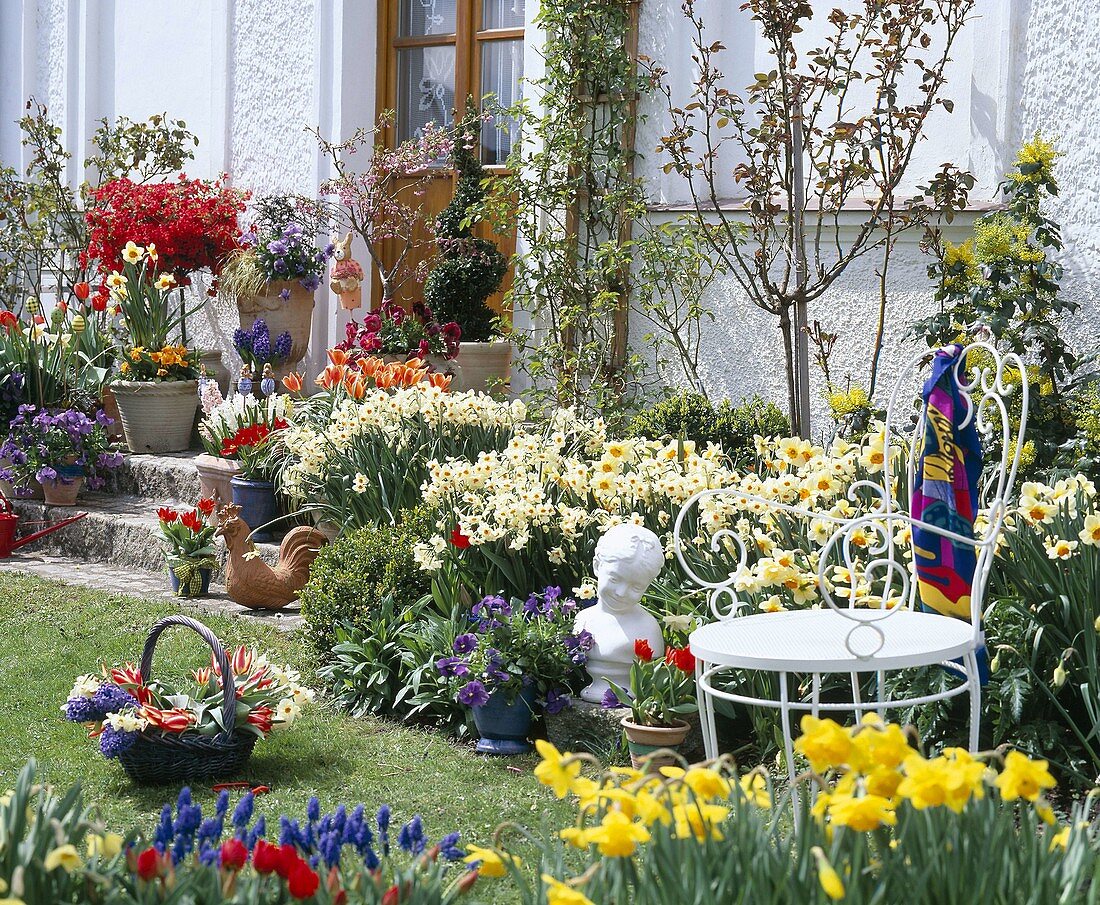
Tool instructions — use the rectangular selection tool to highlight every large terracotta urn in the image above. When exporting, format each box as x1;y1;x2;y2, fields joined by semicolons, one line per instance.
455;341;511;395
235;281;315;372
111;380;200;454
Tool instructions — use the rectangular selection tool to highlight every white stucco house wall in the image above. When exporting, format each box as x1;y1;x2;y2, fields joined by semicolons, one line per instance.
2;0;1098;424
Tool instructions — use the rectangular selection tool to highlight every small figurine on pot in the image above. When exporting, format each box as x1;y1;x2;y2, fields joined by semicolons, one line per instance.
330;232;364;310
156;498;219;598
574;523;667;703
236;363;254;397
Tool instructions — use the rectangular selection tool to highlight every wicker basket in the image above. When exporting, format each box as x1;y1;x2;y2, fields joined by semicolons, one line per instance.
118;615;257;786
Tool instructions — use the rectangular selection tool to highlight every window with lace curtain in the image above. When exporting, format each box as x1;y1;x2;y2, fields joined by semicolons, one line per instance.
386;0;525;166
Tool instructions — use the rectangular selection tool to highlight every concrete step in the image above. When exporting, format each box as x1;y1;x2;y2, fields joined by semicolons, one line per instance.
9;492;282;574
0;552;302;631
106;451;204;502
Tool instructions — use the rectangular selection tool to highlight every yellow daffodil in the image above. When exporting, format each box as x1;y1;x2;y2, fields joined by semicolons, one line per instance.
1050;826;1070;851
86;832;124;859
463;845;519;879
542;875;596;905
559;826;591;849
739;772;772;809
122;241;144;263
585;809;650;857
1079;514;1100;546
828;793;897;831
811;846;846;901
155;274;176;291
995;751;1056;802
534;740;582;799
850;716;913;771
795;716;853;772
106;270;127;289
44;843;82;873
671;802;729;842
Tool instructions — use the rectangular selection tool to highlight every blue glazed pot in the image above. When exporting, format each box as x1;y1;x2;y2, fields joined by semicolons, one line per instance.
471;687;537;755
168;566;212;598
230;476;277;543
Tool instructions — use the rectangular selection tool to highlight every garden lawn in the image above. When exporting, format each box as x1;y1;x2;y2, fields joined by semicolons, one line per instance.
0;571;569;859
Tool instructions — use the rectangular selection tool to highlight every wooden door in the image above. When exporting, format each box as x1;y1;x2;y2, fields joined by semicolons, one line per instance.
375;0;523;314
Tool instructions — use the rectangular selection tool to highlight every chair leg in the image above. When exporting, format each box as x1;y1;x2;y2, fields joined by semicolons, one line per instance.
811;673;821;717
965;651;981;752
779;671;801;828
876;670;886;717
696;659;717;760
850;671;862;723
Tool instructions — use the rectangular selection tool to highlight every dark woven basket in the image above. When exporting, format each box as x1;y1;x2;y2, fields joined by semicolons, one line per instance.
118;615;257;786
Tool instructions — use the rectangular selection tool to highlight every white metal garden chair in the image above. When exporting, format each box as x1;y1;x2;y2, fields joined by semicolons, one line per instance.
672;342;1027;813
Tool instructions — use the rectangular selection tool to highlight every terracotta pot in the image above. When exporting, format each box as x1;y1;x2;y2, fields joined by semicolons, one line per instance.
236;281;316;369
0;457;43;501
198;350;231;396
455;341;511;395
620;717;691;773
111;380;200;454
42;475;83;507
195;453;241;506
100;387;126;441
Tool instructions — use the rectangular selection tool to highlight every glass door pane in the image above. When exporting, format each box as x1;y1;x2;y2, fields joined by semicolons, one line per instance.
480;39;523;164
482;0;525;30
399;0;458;37
397;45;457;144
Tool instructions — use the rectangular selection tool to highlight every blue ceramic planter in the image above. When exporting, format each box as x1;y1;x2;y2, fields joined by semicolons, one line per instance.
169;566;212;598
471;687;537;755
230;477;277;542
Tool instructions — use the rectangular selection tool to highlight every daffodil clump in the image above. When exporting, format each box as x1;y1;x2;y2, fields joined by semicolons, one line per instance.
483;725;1097;905
276;384;525;529
417;418;901;602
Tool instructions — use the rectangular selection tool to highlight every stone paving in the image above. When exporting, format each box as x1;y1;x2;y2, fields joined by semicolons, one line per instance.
0;552;304;631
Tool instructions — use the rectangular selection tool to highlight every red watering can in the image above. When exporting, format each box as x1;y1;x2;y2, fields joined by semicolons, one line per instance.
0;493;88;558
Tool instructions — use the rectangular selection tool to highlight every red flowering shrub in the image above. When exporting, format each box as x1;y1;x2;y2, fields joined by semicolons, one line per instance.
84;175;248;279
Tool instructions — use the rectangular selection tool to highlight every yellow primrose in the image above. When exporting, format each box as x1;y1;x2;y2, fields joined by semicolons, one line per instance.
463;845;520;878
44;843;82;873
542;875;596;905
534;740;582;799
795;716;853;772
995;751;1056;802
585;809;650;857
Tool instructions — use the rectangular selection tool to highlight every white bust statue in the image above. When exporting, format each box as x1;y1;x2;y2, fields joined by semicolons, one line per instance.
574;523;666;703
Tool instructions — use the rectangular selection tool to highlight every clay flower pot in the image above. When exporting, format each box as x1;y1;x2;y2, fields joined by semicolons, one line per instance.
42;465;84;507
621;716;691;772
195;454;241;506
111;380;200;454
236;281;315;370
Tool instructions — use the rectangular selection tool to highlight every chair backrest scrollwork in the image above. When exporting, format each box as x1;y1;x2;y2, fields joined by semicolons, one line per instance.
673;342;1028;658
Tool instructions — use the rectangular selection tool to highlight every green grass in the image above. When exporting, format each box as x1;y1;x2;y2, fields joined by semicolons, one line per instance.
0;571;569;855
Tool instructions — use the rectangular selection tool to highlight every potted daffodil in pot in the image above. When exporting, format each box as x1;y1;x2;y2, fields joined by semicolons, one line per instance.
108;242;203;453
608;639;699;772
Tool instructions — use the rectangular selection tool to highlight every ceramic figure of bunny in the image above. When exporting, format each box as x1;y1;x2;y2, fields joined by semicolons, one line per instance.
330;232;365;310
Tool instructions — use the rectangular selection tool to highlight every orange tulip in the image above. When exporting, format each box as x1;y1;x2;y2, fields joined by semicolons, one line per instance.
428;372;452;391
358;356;384;378
316;364;344;390
281;371;304;392
344;374;367;399
327;348;349;367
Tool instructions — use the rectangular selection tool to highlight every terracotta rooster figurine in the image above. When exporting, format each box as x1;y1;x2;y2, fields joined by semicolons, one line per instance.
216;504;327;610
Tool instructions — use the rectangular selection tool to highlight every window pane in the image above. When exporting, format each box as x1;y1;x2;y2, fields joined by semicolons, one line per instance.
482;0;525;30
399;0;457;37
480;39;523;165
397;45;456;146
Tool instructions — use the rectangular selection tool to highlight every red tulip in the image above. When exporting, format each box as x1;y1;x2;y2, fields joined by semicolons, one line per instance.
196;497;216;516
140;705;194;732
135;846;159;881
634;639;655;662
157;507;179;524
231;645;254;675
220;838;248;871
287;860;320;900
450;528;471;549
180;510;204;533
274;844;300;879
247;706;274;734
252;839;279;874
0;310;17;331
73;281;90;301
669;646;696;673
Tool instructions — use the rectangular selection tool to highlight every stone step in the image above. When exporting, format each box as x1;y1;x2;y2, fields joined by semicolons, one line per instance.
106;451;204;502
0;553;303;631
9;492;282;574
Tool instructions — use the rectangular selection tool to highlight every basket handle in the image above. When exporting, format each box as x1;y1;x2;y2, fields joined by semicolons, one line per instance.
139;615;238;737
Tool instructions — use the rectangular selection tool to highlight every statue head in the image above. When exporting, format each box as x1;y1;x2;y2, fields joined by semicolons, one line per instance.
592;523;665;614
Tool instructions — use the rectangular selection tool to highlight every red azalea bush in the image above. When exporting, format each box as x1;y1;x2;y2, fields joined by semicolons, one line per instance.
84;174;248;281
